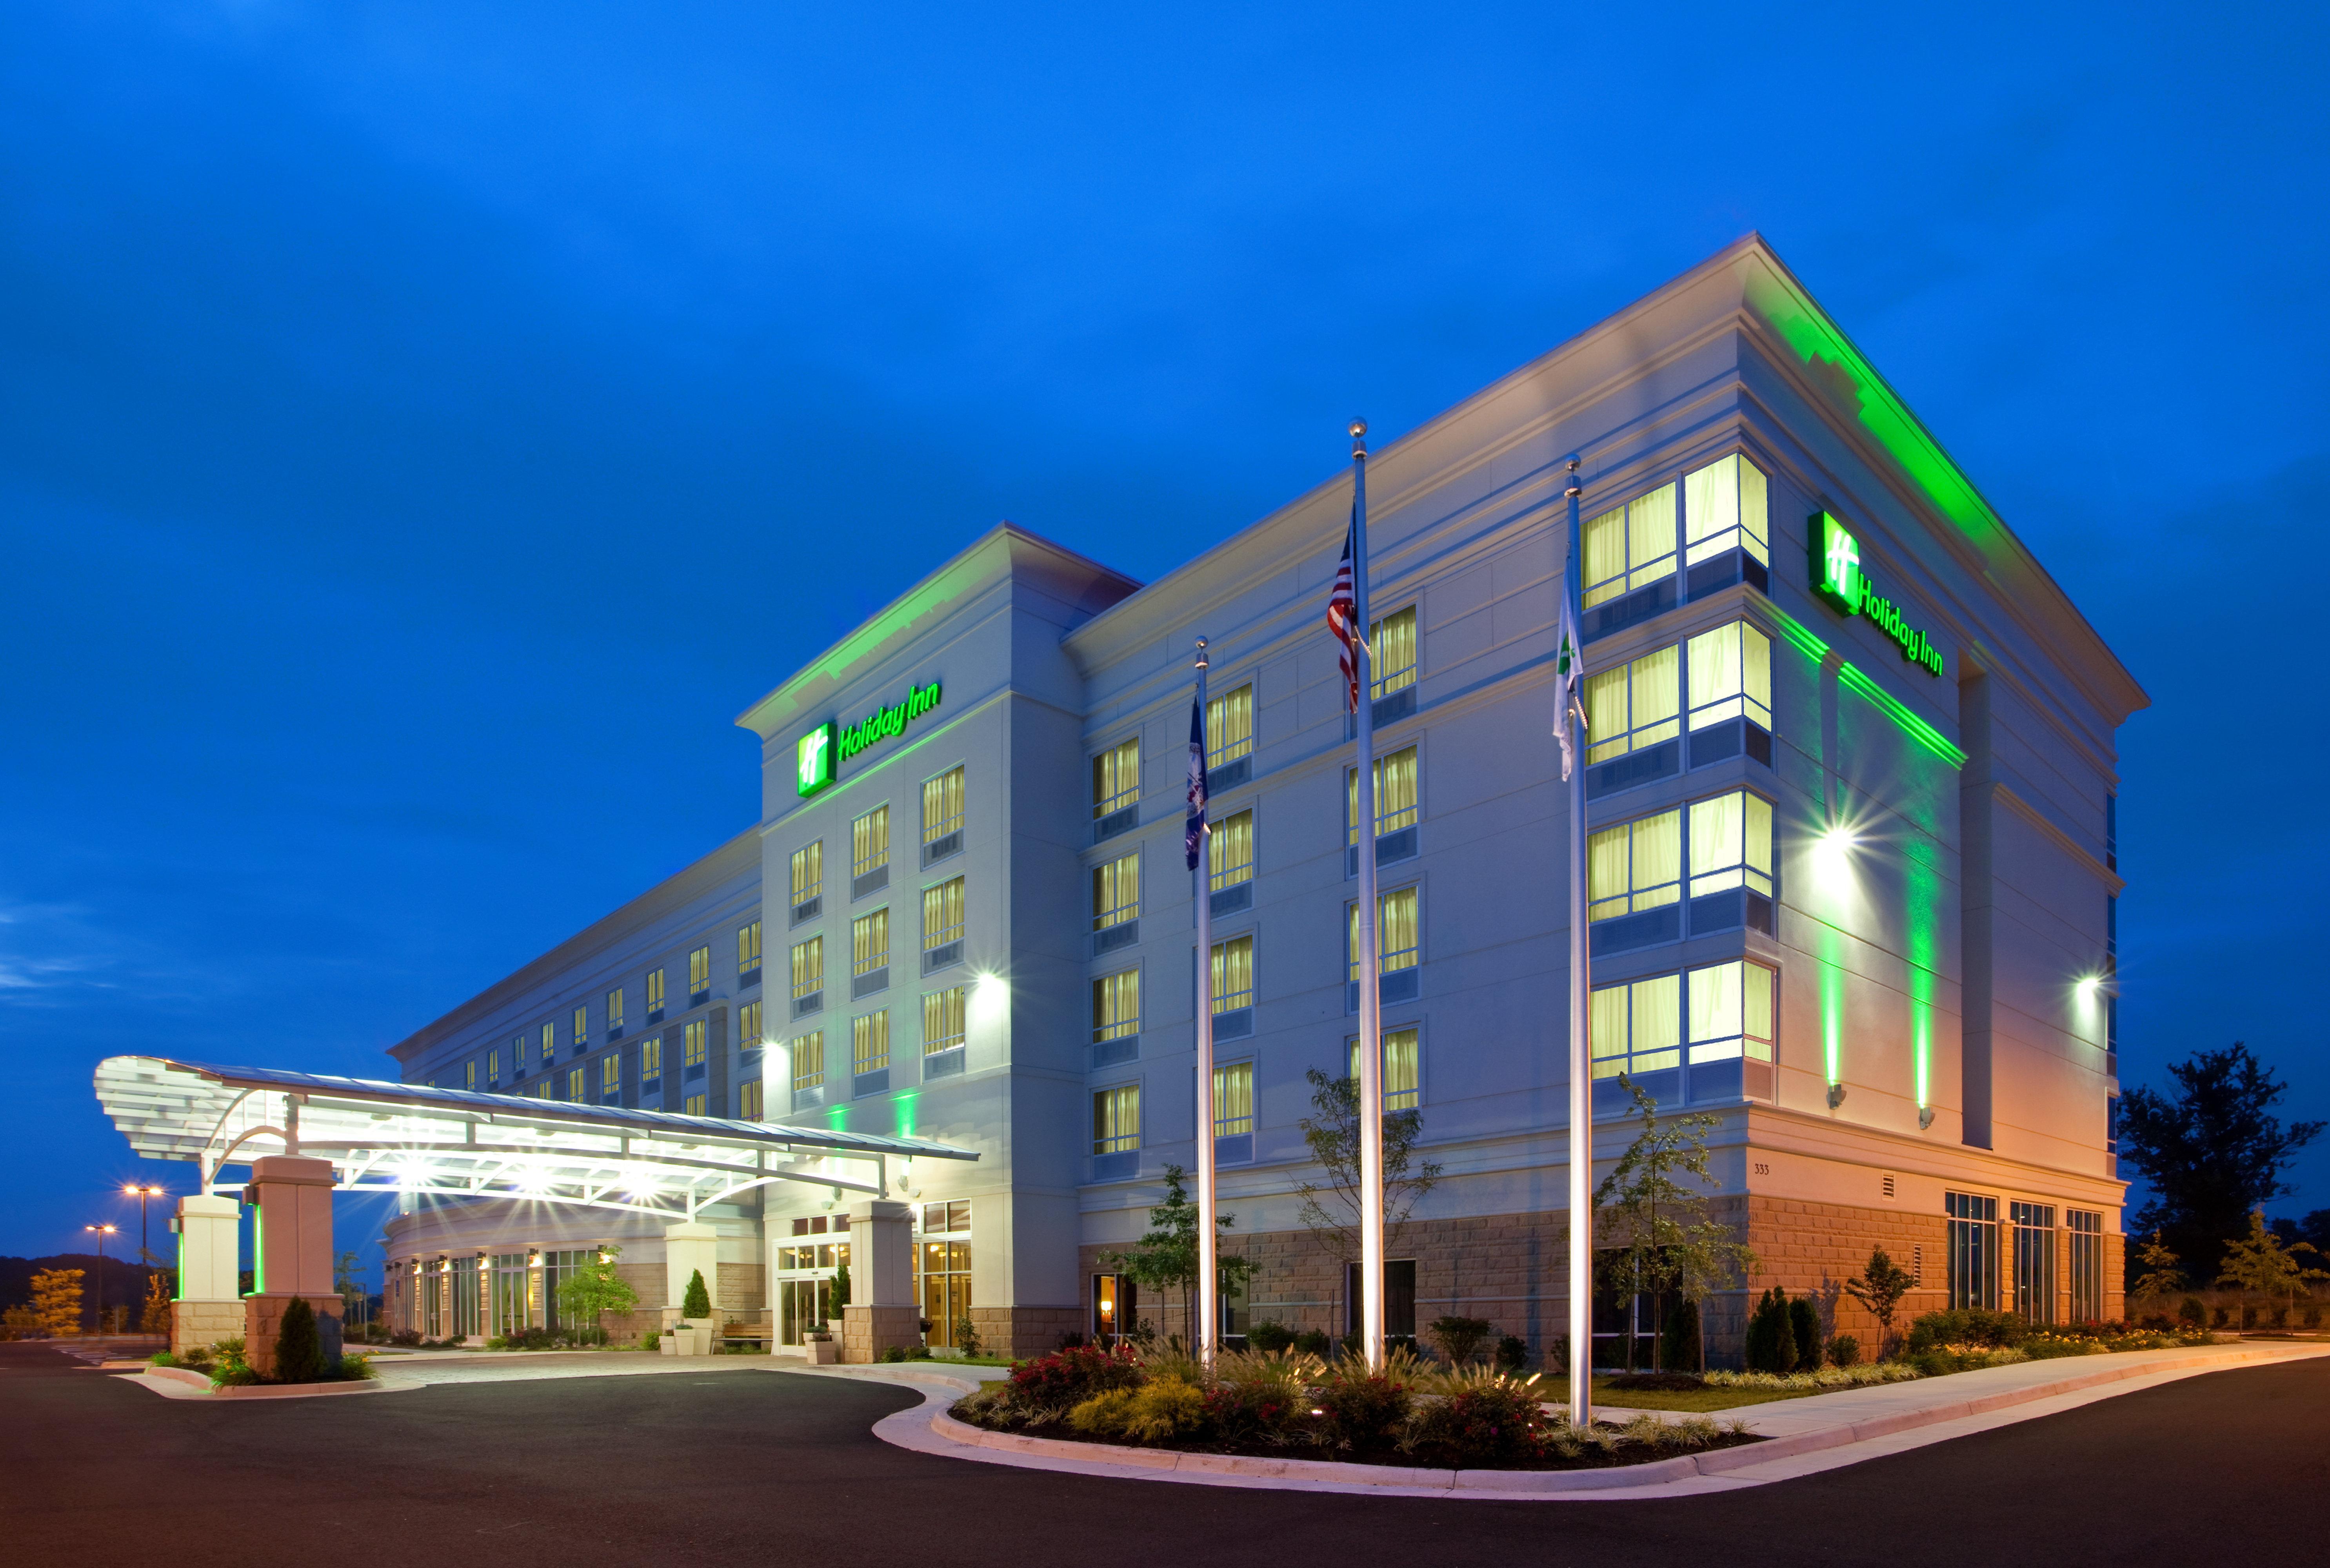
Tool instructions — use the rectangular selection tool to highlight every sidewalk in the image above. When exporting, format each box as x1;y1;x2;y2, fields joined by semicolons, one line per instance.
865;1340;2330;1501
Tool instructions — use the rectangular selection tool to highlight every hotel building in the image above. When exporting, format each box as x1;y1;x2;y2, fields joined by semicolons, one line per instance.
384;236;2143;1362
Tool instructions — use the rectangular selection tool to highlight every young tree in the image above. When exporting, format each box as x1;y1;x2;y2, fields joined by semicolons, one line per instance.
2118;1044;2323;1286
1296;1068;1442;1274
2214;1209;2326;1329
31;1269;84;1336
2128;1231;2187;1305
1840;1247;1917;1359
556;1246;640;1340
1102;1163;1254;1347
140;1271;175;1336
334;1250;365;1335
682;1268;713;1320
1594;1075;1755;1371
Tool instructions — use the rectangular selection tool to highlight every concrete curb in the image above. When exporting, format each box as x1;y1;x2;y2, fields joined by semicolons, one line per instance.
121;1367;388;1401
871;1343;2330;1500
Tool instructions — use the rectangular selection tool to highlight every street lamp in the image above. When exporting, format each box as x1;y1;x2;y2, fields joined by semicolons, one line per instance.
122;1183;165;1269
84;1224;118;1336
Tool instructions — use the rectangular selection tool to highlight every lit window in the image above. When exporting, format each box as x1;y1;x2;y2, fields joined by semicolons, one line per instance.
606;988;625;1029
1093;853;1140;931
852;1010;891;1077
922;766;965;844
922;877;965;953
567;1066;586;1101
1093;738;1140;819
645;969;666;1014
1685;622;1772;731
683;1019;707;1070
1348;1027;1421;1110
1682;453;1769;566
2012;1202;2058;1325
600;1055;620;1097
1588;808;1682;920
852;909;890;976
1369;606;1418;698
1687;791;1774;898
791;842;822;906
1213;1061;1254;1137
792;1032;825;1091
550;1018;564;1058
513;1035;526;1074
1585;645;1680;764
1685;960;1776;1063
1092;1084;1140;1154
684;1093;707;1117
689;945;711;996
740;1079;763;1120
640;1035;662;1080
1092;970;1140;1043
2068;1210;2105;1322
1211;935;1254;1012
923;987;966;1055
792;936;823;999
1590;973;1681;1079
1947;1192;2000;1310
740;999;762;1048
1583;481;1677;609
1347;746;1419;843
1210;809;1255;891
1207;684;1254;768
488;1049;500;1087
465;1061;477;1091
1350;887;1420;978
738;921;763;975
853;806;890;877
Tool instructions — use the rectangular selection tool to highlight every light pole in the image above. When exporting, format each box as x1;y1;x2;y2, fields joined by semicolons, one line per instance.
84;1224;118;1336
122;1183;165;1268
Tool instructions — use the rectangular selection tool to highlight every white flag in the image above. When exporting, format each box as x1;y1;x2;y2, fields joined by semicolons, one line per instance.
1554;596;1588;781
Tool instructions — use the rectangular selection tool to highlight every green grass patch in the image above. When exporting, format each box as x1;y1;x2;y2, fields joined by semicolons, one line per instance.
1582;1377;1827;1412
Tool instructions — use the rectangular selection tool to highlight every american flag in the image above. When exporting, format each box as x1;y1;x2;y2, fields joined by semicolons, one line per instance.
1326;506;1359;711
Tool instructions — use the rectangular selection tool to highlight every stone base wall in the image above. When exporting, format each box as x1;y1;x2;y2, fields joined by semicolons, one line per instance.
841;1303;920;1363
716;1261;765;1313
242;1293;345;1377
1738;1196;1952;1355
172;1299;243;1356
967;1305;1083;1361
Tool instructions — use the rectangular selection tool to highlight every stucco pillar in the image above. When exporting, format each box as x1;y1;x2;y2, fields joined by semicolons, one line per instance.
241;1156;343;1376
169;1194;243;1355
842;1200;917;1363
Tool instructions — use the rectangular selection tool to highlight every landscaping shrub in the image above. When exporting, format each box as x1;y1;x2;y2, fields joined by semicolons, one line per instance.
642;1331;661;1351
276;1297;325;1384
150;1350;180;1368
1426;1315;1493;1366
176;1344;214;1372
1659;1299;1700;1372
1906;1308;2025;1352
1827;1334;1860;1368
390;1328;422;1347
2305;1305;2322;1330
682;1270;712;1319
2177;1296;2206;1327
1314;1366;1414;1455
1743;1289;1797;1374
211;1360;260;1388
955;1317;983;1357
1245;1320;1295;1354
1788;1297;1822;1371
338;1352;376;1381
1066;1387;1143;1437
1494;1334;1530;1374
1403;1379;1546;1466
1006;1342;1143;1410
1704;1363;1922;1391
1292;1329;1332;1357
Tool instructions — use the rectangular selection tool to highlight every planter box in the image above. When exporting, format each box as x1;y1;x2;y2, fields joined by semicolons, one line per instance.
807;1338;840;1365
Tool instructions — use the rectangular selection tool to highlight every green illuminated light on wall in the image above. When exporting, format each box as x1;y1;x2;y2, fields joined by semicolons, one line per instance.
894;1091;919;1140
825;1105;848;1134
1808;512;1943;677
1769;606;1967;769
797;723;837;797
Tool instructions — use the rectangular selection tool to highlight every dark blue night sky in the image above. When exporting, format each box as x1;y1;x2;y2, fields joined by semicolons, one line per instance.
5;3;2324;1277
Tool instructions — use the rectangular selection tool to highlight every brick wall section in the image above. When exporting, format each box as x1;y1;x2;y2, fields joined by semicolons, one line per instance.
716;1261;765;1313
970;1305;1082;1360
1741;1195;1951;1350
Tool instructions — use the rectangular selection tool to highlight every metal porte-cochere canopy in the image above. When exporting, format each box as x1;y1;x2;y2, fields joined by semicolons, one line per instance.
94;1055;976;1220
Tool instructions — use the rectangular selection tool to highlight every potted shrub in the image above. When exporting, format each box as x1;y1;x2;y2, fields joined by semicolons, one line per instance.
805;1321;840;1365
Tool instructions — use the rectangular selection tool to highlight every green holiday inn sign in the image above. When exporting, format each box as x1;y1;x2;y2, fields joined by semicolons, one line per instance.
797;681;945;797
1809;512;1944;677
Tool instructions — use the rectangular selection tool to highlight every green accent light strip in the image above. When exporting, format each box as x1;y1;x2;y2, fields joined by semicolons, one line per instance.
1836;662;1968;768
1771;606;1829;664
894;1091;919;1141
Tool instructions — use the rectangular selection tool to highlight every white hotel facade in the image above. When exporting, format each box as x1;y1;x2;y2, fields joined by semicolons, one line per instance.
384;237;2144;1363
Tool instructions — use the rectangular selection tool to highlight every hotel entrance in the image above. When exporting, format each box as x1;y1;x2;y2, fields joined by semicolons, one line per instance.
775;1216;851;1348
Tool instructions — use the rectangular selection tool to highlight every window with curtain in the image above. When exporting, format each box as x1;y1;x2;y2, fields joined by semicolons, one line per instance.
1347;746;1419;842
1210;809;1255;890
1590;973;1681;1079
1211;935;1254;1012
488;1049;500;1087
791;936;823;998
1213;1062;1254;1137
738;920;763;974
1682;453;1770;566
600;1055;619;1096
684;1093;707;1116
791;1032;825;1091
683;1019;706;1069
689;945;711;995
740;1080;763;1119
606;988;625;1028
1370;606;1418;697
1092;738;1140;818
1583;482;1677;608
465;1061;477;1091
852;909;889;975
922;877;965;952
791;842;822;904
1092;1084;1140;1154
1207;684;1254;768
1685;960;1776;1063
1348;1027;1421;1110
922;766;965;843
852;1010;891;1076
1685;622;1772;731
1584;644;1681;764
1588;808;1682;920
646;969;666;1013
640;1035;662;1079
1093;853;1140;930
1092;969;1140;1042
1687;791;1774;898
923;987;966;1054
567;1066;586;1101
852;806;890;876
1351;887;1420;977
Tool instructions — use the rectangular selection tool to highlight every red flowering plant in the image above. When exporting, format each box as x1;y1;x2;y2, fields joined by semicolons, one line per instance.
1004;1342;1145;1411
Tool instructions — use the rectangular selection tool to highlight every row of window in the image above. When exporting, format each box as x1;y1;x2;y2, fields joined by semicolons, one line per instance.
1583;453;1770;609
784;876;967;1003
1947;1194;2108;1323
1090;1028;1423;1158
787;984;970;1097
786;765;968;913
1588;789;1774;920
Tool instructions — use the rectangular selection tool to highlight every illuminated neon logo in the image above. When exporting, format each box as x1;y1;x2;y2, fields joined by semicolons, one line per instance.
838;681;943;762
1808;512;1943;677
796;723;837;797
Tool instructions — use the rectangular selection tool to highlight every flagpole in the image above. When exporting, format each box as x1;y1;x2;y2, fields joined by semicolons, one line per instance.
1192;637;1218;1370
1350;418;1386;1371
1563;454;1594;1426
